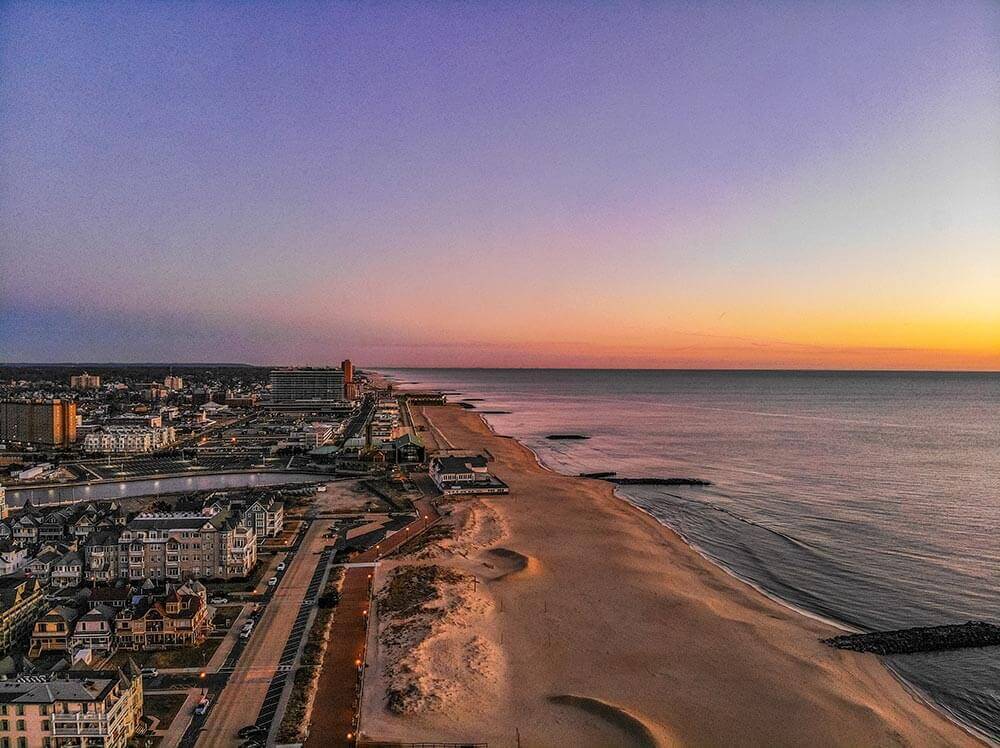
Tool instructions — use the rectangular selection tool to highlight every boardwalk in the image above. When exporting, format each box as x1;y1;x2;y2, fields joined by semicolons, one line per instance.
306;497;439;747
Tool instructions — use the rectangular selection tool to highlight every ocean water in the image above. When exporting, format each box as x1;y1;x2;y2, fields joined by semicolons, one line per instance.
382;368;1000;741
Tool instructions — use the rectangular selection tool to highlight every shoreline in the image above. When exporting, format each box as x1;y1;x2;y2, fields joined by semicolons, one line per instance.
473;409;993;746
469;404;995;746
362;402;982;747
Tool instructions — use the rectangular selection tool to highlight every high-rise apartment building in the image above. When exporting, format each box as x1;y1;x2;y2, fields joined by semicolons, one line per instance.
269;368;346;403
0;400;77;446
341;359;357;400
70;372;101;390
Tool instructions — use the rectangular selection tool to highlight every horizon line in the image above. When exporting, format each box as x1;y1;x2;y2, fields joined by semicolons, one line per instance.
1;362;998;375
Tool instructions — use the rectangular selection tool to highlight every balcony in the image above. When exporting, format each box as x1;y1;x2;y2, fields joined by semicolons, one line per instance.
53;713;109;737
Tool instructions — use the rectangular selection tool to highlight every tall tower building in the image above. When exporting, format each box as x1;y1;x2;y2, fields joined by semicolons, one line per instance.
0;400;77;446
341;359;356;400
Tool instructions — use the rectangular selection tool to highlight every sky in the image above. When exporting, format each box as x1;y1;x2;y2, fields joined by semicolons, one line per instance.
1;1;998;369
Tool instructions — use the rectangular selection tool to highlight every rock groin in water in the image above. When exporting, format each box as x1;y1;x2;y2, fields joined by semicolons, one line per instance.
606;477;712;487
824;621;1000;655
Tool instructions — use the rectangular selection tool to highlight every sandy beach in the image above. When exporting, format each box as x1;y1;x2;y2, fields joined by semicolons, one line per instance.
359;403;981;747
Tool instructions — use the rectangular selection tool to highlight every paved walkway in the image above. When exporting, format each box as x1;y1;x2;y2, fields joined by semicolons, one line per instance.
305;497;440;748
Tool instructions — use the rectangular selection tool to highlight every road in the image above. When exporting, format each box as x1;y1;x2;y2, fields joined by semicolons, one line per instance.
305;496;440;747
195;521;328;747
150;689;204;748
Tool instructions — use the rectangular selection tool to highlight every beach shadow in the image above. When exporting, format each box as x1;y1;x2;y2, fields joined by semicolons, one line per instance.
548;694;662;747
485;547;536;581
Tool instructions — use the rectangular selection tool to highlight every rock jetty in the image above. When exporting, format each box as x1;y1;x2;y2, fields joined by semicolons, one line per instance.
606;477;712;487
824;621;1000;655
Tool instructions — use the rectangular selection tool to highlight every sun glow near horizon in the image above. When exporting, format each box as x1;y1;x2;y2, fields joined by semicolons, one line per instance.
1;1;998;370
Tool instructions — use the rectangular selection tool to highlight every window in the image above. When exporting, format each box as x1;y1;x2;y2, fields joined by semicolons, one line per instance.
41;720;50;731
16;738;25;748
13;706;22;716
15;719;24;731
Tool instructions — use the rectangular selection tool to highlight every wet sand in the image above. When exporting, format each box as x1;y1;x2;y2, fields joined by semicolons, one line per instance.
359;403;980;747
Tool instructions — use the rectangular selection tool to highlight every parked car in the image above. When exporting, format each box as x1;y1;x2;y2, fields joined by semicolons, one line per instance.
210;596;229;605
238;725;265;739
194;697;211;716
276;562;286;571
140;668;158;678
268;576;278;586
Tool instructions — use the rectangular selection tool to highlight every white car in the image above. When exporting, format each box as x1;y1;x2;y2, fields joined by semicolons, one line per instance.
210;596;229;605
140;667;158;678
194;697;211;716
276;562;286;572
268;577;278;586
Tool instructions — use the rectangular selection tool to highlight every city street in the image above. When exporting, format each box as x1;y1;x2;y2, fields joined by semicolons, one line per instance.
195;520;329;747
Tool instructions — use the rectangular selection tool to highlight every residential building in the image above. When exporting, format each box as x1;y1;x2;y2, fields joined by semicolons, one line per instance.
118;509;256;582
342;359;357;400
0;578;45;655
114;585;210;650
0;665;143;748
0;487;7;521
269;368;346;403
83;425;176;454
28;606;79;657
429;454;510;495
87;587;133;612
84;530;121;584
26;547;63;584
0;545;29;576
71;605;117;653
11;515;39;546
38;508;75;544
70;372;101;390
163;375;184;390
51;551;83;589
243;498;284;539
0;400;77;446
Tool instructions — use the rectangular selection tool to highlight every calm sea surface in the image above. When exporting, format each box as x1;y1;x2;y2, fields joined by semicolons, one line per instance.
383;368;1000;740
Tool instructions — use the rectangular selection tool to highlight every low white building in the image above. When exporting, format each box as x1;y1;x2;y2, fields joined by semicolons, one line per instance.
429;454;509;495
84;426;176;453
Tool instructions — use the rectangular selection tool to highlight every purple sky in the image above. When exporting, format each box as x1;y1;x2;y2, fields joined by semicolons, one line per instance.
2;2;998;368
